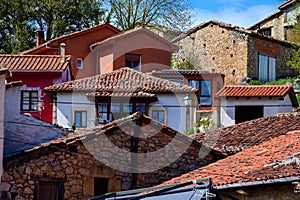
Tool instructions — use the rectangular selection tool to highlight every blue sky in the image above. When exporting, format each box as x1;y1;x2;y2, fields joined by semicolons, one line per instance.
190;0;284;28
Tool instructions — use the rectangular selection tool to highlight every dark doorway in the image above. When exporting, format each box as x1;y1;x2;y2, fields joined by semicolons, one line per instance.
36;179;63;200
94;178;109;196
235;106;263;124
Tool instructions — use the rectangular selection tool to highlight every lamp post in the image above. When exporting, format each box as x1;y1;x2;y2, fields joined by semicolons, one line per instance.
183;95;192;130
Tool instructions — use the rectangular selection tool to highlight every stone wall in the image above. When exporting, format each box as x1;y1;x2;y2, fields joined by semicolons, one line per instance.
222;182;299;200
175;24;249;85
1;117;224;199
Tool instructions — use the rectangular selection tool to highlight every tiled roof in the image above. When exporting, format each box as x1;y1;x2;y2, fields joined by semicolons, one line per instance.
216;85;293;97
247;11;282;30
149;69;224;77
0;55;71;72
5;113;223;163
279;0;298;10
162;131;300;187
90;27;178;52
172;20;292;46
22;22;122;55
216;85;298;107
193;113;300;155
87;91;157;98
44;67;198;94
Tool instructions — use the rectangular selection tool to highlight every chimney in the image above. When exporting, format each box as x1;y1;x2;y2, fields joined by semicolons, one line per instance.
36;30;45;47
60;43;66;63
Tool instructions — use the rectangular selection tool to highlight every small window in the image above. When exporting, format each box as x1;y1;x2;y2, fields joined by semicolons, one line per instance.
258;53;276;82
21;90;39;111
189;80;212;106
125;54;141;70
76;58;83;69
123;103;133;113
136;103;146;113
152;110;165;123
36;179;64;200
94;178;109;196
258;28;272;36
75;111;87;128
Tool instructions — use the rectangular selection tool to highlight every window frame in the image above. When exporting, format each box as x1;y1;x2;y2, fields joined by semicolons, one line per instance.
76;58;84;69
21;90;39;111
151;109;166;124
74;110;87;128
188;79;212;106
125;53;141;71
35;178;64;200
258;53;276;82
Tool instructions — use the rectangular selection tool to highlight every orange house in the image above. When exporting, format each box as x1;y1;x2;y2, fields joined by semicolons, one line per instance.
81;27;179;78
22;22;122;79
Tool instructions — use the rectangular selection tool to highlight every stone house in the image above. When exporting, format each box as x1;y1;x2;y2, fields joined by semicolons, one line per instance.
215;85;298;127
173;20;295;85
162;130;300;200
44;67;199;133
248;0;300;42
1;113;224;199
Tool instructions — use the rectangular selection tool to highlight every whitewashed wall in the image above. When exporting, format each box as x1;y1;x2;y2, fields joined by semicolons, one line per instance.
220;95;294;127
0;74;5;178
55;92;196;133
56;92;96;129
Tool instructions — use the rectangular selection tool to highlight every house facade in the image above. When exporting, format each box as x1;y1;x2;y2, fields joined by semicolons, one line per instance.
0;54;72;123
84;27;178;78
22;22;121;79
248;0;300;41
1;113;224;199
215;85;298;127
44;68;199;132
173;20;295;85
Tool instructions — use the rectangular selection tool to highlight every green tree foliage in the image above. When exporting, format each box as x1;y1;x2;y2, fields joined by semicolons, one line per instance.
287;15;300;74
0;0;105;53
108;0;192;31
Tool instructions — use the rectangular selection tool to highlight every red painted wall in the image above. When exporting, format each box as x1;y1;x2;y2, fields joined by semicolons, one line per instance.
7;72;64;123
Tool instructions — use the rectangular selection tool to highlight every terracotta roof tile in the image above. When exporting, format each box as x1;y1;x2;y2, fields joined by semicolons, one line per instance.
44;67;198;94
163;131;300;187
216;85;293;97
193;113;300;155
279;0;297;10
0;55;71;72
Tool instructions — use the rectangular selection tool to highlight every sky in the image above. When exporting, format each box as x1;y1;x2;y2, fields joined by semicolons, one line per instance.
190;0;284;28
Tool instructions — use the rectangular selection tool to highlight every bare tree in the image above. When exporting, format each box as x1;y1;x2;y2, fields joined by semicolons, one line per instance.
108;0;192;31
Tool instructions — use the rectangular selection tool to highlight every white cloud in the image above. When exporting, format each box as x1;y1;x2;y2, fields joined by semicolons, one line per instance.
191;4;278;28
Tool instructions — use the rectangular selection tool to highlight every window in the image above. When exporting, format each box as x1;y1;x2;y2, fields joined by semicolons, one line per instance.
258;28;272;36
189;80;212;106
94;178;109;196
21;91;39;111
75;111;87;128
76;58;83;69
123;103;133;113
235;106;263;124
136;103;146;113
151;110;165;123
258;53;276;82
36;179;64;200
125;54;141;70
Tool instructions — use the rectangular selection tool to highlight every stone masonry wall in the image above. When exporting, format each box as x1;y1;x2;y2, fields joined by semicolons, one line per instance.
175;24;249;85
1;122;223;199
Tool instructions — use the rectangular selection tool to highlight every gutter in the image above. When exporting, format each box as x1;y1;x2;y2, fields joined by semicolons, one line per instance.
215;176;300;190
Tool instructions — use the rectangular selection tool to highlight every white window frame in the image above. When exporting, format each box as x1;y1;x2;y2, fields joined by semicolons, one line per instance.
76;58;84;69
149;106;167;124
74;110;87;128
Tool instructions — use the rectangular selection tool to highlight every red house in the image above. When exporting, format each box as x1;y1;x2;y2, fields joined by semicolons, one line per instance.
0;54;72;123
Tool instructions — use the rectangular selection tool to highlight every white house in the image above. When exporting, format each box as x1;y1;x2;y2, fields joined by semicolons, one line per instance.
216;85;298;127
44;68;199;133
